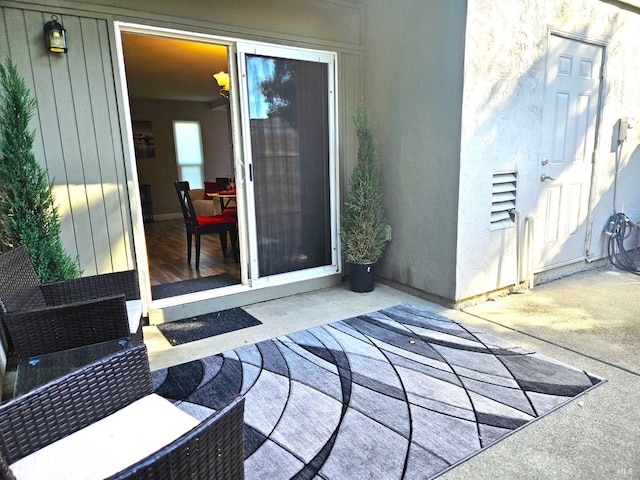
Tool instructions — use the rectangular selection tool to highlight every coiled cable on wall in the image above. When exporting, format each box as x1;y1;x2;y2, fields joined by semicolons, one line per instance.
605;212;640;274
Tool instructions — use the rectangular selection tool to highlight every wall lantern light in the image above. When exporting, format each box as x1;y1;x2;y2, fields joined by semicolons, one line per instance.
44;15;67;54
213;71;230;98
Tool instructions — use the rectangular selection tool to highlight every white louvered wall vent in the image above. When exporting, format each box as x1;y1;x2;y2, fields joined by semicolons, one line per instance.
491;172;517;229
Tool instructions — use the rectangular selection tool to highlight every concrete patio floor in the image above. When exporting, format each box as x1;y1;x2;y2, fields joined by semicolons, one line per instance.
144;265;640;479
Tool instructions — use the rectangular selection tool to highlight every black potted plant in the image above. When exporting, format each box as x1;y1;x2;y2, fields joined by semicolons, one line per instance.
341;105;388;292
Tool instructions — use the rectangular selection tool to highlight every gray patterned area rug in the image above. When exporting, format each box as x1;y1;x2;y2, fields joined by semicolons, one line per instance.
152;304;604;479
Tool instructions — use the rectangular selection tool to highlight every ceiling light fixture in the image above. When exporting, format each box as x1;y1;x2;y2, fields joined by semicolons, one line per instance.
213;71;230;99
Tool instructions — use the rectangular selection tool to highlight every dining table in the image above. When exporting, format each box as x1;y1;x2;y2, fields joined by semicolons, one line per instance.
207;189;236;214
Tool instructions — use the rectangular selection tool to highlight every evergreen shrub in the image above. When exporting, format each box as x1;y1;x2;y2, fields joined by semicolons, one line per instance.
0;58;80;282
341;106;388;264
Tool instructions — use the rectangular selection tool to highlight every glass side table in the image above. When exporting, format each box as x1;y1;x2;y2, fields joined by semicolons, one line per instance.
14;338;131;397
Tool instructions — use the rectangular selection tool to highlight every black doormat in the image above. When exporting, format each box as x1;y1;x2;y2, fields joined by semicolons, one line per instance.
152;274;241;300
157;307;261;346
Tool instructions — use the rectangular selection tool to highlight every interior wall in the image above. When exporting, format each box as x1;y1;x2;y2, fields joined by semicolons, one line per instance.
129;99;231;217
361;0;467;301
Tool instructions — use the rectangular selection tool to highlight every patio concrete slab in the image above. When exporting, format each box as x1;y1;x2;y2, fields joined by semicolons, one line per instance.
145;281;448;371
144;264;640;479
460;266;640;375
444;265;640;479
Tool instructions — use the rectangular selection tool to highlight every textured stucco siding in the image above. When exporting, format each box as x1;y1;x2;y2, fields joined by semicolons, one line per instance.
457;0;640;300
363;0;467;301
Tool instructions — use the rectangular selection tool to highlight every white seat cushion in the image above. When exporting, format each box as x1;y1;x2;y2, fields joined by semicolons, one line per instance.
10;394;199;480
126;299;143;334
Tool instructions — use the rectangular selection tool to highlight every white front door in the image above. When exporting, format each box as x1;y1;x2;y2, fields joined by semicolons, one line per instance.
535;35;603;271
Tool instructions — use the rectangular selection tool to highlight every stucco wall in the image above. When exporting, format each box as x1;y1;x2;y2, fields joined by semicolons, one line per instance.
361;0;467;301
457;0;640;300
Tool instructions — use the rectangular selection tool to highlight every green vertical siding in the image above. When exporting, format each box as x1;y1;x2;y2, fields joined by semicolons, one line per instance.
0;6;135;275
0;0;364;284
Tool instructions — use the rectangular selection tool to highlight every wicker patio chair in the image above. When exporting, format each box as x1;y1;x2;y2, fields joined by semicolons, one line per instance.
0;246;143;359
0;344;245;480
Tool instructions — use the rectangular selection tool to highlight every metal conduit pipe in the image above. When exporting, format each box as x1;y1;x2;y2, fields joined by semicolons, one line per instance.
524;216;535;289
510;210;535;292
510;209;522;291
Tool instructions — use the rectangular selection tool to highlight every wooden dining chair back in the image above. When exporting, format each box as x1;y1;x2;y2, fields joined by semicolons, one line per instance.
215;177;232;190
174;181;239;268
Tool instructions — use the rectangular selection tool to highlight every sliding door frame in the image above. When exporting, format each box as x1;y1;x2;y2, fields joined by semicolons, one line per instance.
114;22;340;320
236;41;340;288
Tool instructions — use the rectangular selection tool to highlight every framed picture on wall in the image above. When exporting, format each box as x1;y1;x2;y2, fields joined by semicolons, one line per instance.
133;120;155;158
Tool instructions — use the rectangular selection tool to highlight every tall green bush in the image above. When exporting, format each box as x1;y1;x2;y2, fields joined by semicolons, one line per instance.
340;105;388;263
0;58;80;281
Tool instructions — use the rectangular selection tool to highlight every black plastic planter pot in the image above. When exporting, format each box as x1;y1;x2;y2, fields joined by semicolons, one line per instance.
349;261;377;292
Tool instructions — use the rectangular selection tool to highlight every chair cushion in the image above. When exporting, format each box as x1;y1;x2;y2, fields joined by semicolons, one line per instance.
221;207;238;218
196;215;237;226
10;394;199;480
126;299;143;334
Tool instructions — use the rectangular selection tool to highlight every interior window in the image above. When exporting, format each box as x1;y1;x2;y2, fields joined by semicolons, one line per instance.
173;120;204;186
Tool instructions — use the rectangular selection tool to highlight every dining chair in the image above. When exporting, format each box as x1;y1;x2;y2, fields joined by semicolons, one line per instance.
0;246;143;359
215;177;232;190
174;181;239;268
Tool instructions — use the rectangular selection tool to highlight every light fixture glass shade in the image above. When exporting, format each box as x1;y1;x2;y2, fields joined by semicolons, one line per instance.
213;71;230;91
44;15;67;54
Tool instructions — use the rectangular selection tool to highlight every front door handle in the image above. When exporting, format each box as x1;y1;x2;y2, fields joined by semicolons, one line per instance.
540;174;555;182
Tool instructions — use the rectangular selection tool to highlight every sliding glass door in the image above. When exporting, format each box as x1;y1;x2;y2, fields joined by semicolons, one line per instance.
237;44;337;283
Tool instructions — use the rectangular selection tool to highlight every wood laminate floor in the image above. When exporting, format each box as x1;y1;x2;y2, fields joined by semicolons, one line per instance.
144;219;241;286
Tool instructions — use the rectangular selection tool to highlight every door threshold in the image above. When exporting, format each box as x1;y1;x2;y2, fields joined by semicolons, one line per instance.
148;274;341;324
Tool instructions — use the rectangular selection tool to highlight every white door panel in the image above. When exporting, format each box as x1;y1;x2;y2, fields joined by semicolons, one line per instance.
535;35;603;271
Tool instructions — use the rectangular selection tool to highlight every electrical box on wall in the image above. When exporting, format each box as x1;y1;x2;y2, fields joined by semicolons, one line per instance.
618;117;635;142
